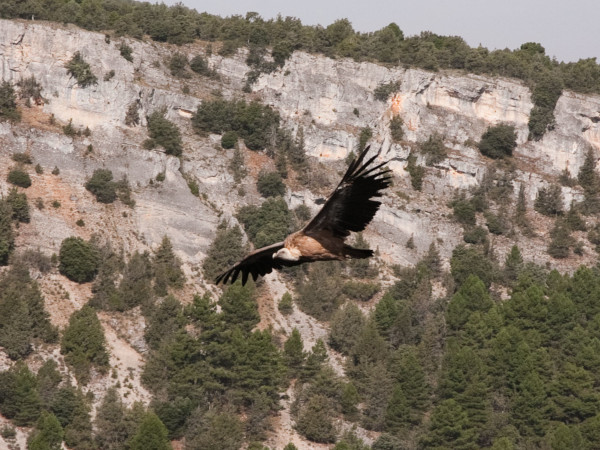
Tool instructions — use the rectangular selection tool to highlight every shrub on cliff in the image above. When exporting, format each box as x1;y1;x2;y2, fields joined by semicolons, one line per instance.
59;237;99;283
146;110;183;156
85;169;116;203
0;81;21;121
478;124;517;159
7;168;31;188
65;52;97;88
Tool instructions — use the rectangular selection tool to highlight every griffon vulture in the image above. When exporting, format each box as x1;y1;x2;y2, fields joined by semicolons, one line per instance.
215;145;392;285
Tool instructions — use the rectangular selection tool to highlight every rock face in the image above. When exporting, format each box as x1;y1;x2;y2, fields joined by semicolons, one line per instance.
2;17;600;268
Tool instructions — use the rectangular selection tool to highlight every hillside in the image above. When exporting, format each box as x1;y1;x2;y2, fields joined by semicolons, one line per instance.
1;16;600;449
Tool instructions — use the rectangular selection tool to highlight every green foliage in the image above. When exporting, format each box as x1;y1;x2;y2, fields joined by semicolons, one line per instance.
27;411;63;450
450;195;476;226
296;262;344;321
548;220;574;259
0;362;42;426
59;237;99;283
203;221;246;282
0;199;15;265
256;170;286;197
169;53;189;78
65;52;97;87
129;412;171;450
450;245;495;288
190;55;211;76
284;328;306;377
405;153;424;191
6;187;29;223
528;71;563;140
221;130;238;149
7;168;31;188
342;280;380;301
329;302;366;354
144;295;185;350
61;305;110;383
534;184;564;216
374;81;401;101
153;236;184;296
146;110;183;156
420;133;447;166
185;410;243;450
118;43;133;62
17;75;43;105
478;124;517;159
578;148;600;213
357;127;372;151
237;197;291;248
389;115;404;142
278;292;294;315
0;81;21;121
0;262;57;359
12;152;32;164
192;98;280;151
295;394;337;443
85;169;117;203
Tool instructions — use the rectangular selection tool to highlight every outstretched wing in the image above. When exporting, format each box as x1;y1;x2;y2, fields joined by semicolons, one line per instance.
303;145;392;239
215;241;287;286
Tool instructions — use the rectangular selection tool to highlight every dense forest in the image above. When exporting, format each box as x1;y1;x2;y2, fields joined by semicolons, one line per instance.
2;1;600;448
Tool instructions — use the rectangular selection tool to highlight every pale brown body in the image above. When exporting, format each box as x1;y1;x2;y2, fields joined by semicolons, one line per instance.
284;231;345;261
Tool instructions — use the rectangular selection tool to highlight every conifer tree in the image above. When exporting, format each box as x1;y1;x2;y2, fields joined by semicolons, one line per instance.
202;221;246;282
302;339;328;381
284;328;306;377
129;411;171;450
329;302;366;354
153;236;184;296
27;411;63;450
94;388;130;450
0;362;42;426
504;245;524;283
385;385;410;431
61;305;110;384
0;199;14;265
578;148;600;213
422;399;477;449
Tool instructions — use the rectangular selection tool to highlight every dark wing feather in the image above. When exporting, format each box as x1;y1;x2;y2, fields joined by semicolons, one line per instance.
215;241;287;286
303;145;392;239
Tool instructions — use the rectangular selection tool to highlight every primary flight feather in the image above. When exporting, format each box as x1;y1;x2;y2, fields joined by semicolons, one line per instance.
215;145;392;285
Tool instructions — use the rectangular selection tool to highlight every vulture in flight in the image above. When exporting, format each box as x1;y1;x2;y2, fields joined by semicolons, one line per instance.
215;145;392;285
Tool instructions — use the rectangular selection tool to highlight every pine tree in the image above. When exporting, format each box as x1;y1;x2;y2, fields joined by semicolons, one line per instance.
302;339;328;381
0;199;15;265
515;184;531;231
129;411;171;450
329;302;366;354
118;251;153;310
295;394;337;443
504;245;524;282
422;399;477;449
153;236;184;296
388;346;429;423
144;295;185;350
95;388;129;450
511;371;549;437
202;221;246;282
385;385;410;431
0;362;42;426
284;328;306;377
340;382;360;420
578;148;600;213
27;411;63;450
61;305;110;384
